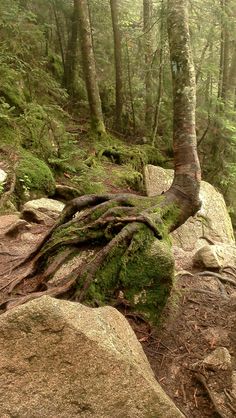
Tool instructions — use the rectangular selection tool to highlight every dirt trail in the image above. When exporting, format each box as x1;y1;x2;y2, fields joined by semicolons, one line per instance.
0;213;236;417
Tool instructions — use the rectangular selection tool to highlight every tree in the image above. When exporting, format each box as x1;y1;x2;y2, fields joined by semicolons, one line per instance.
64;0;79;96
3;0;201;320
76;0;105;134
143;0;154;134
110;0;123;132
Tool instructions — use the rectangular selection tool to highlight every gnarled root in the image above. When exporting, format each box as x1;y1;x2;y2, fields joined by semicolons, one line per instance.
1;192;176;318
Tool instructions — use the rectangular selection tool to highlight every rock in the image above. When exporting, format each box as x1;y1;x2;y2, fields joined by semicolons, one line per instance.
21;208;54;226
144;165;235;251
0;168;7;183
20;231;41;243
5;219;30;237
23;198;65;220
0;296;184;418
202;347;232;371
55;184;80;201
193;243;236;268
0;214;20;232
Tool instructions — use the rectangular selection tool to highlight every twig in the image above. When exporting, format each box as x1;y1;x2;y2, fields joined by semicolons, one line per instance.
181;381;187;404
193;388;198;408
175;270;194;277
226;402;236;414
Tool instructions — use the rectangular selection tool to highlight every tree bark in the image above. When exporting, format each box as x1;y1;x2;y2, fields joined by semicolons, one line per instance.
76;0;105;133
110;0;123;132
166;0;201;218
218;0;230;103
227;43;236;107
52;1;66;77
143;0;154;134
152;0;164;144
64;0;79;96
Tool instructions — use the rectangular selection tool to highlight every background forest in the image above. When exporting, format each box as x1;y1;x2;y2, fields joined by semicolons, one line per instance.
0;0;236;226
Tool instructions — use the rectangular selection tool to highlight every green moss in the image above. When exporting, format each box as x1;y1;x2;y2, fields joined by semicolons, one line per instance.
15;149;56;202
80;223;174;322
113;165;144;192
0;124;21;148
97;140;165;172
119;226;174;321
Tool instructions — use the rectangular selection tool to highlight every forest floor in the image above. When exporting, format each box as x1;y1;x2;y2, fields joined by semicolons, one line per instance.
0;193;236;417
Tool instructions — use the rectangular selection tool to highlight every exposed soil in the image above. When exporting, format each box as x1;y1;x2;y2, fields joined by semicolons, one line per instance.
0;210;236;418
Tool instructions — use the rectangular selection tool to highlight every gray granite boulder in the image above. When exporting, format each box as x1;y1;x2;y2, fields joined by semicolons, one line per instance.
144;165;235;251
0;296;184;418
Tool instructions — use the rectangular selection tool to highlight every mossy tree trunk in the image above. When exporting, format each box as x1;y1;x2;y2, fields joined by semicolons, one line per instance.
76;0;105;134
2;0;201;320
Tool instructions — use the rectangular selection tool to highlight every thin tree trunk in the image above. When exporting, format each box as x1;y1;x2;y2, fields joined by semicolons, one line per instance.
152;0;164;145
52;1;66;76
64;0;79;95
76;0;105;134
143;0;154;134
196;27;214;84
126;39;136;134
110;0;123;132
227;43;236;107
218;0;230;103
167;0;201;217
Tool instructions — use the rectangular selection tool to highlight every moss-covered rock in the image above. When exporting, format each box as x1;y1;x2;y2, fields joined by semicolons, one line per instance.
16;150;56;203
82;225;174;322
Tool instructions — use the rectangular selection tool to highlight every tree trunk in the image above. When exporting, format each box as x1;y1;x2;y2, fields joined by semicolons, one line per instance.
218;0;230;104
227;43;236;107
64;0;79;96
166;0;201;220
76;0;105;134
143;0;154;135
52;1;66;77
152;0;164;144
110;0;123;132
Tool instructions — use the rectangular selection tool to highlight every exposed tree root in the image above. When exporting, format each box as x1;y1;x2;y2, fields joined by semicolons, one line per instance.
0;186;199;315
194;372;233;418
198;271;236;286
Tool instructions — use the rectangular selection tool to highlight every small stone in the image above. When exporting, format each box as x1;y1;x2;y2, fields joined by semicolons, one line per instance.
21;208;54;226
202;347;232;371
5;219;30;237
193;244;236;268
55;184;80;200
0;169;7;183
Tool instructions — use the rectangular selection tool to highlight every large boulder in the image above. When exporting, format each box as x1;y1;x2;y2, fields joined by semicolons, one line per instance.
0;296;184;418
144;165;235;251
